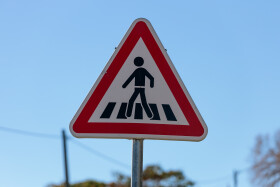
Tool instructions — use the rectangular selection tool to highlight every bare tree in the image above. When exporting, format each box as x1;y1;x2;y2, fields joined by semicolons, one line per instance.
251;130;280;187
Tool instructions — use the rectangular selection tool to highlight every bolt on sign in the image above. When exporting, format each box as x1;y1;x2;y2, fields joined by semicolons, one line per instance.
70;18;208;141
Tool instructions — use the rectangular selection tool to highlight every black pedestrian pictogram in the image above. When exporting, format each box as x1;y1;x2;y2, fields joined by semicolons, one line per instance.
134;103;143;119
149;104;160;120
122;57;154;119
117;103;128;119
99;56;177;122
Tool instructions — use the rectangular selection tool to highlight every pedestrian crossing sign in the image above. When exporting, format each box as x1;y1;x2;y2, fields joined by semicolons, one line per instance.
70;18;208;141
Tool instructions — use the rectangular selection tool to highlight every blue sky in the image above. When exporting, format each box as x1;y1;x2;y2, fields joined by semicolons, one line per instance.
0;0;280;187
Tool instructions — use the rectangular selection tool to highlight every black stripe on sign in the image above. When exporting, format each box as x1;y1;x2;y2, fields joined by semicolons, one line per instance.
100;102;116;119
162;104;177;121
134;103;143;119
117;103;127;119
149;104;160;120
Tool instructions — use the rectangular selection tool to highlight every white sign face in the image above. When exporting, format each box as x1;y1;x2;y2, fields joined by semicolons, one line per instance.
70;18;207;141
89;38;189;125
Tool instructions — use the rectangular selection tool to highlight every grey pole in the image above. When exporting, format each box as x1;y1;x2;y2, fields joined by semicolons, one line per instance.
62;130;70;187
131;139;143;187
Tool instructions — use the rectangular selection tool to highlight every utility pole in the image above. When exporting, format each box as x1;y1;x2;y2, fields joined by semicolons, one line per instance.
62;130;70;187
233;170;238;187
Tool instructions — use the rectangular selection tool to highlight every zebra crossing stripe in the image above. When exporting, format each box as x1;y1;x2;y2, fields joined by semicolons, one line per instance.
100;102;116;119
117;103;127;119
100;102;177;121
149;104;160;120
162;104;177;121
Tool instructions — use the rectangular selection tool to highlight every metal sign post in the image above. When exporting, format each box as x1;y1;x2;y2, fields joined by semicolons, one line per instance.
70;17;208;186
131;139;143;187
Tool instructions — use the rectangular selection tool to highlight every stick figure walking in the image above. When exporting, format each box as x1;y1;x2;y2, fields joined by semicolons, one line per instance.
122;57;154;118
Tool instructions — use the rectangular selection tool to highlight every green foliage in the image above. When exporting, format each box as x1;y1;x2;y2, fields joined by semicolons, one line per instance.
143;165;164;181
109;172;131;187
142;165;194;187
49;180;106;187
71;180;106;187
49;164;194;187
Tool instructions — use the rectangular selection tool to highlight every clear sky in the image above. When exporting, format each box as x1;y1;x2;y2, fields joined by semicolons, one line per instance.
1;0;280;187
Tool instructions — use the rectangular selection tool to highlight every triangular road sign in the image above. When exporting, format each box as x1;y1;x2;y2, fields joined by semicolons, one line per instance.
70;18;208;141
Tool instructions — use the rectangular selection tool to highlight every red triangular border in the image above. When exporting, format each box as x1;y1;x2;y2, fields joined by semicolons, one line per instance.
70;19;207;141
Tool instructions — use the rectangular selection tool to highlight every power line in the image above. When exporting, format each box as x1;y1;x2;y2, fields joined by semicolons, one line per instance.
0;125;252;183
0;125;60;139
239;166;251;173
0;125;131;170
196;166;252;186
196;174;231;185
69;138;131;170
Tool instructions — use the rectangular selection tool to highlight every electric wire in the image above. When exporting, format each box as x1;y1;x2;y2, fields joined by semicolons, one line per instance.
238;166;251;173
196;174;231;185
0;125;130;170
69;137;131;170
0;125;252;183
196;166;252;185
0;125;60;139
